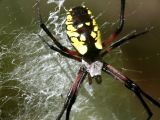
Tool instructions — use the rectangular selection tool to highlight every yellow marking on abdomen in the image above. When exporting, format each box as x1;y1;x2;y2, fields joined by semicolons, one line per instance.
94;26;98;31
92;19;96;26
91;31;97;38
66;15;72;21
65;21;73;25
85;22;91;26
95;30;102;49
71;37;88;55
67;25;77;31
67;31;80;37
80;34;86;41
77;23;84;28
87;10;92;15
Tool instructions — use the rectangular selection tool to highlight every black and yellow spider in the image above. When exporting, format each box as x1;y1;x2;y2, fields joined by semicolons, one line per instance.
36;0;160;120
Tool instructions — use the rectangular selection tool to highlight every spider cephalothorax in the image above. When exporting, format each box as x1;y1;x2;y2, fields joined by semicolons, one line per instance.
36;0;160;119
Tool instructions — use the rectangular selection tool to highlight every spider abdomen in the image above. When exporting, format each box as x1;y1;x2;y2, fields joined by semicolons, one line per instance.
65;6;102;55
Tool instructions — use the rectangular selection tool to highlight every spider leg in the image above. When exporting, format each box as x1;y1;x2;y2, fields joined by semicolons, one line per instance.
125;80;152;119
88;74;92;85
56;66;87;120
37;34;81;62
102;0;125;47
35;0;79;56
66;94;76;120
102;62;160;119
101;28;152;56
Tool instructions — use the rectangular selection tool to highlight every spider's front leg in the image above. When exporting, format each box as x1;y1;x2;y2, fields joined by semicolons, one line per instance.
102;62;160;120
101;27;153;56
102;0;125;47
37;35;81;61
56;66;87;120
35;0;79;56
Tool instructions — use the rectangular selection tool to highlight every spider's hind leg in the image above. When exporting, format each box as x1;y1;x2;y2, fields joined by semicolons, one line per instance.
125;79;160;120
56;67;87;120
125;80;152;120
103;63;160;120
